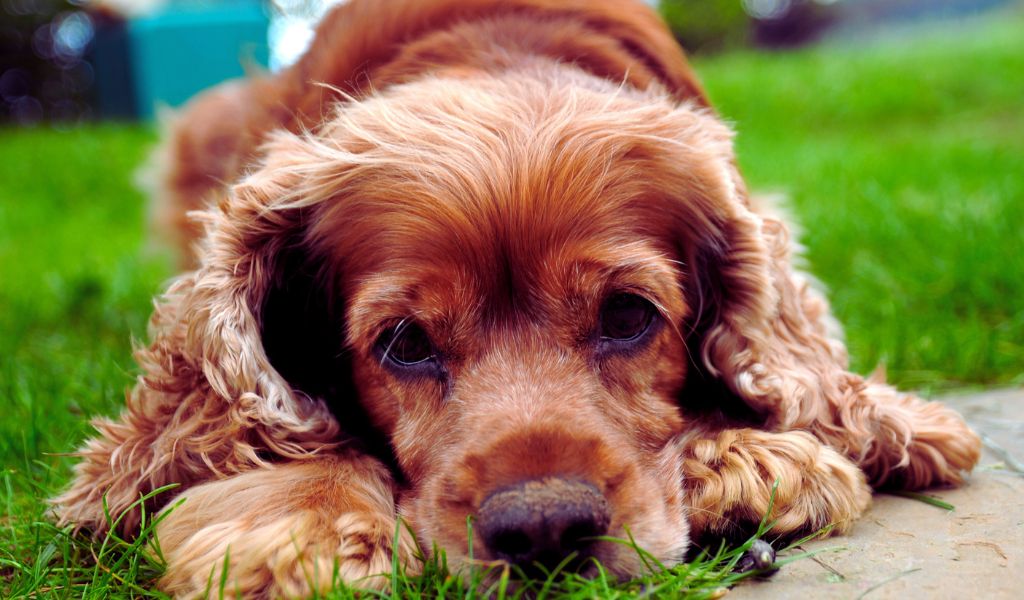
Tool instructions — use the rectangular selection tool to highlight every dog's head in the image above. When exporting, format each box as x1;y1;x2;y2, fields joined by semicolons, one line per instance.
184;65;781;576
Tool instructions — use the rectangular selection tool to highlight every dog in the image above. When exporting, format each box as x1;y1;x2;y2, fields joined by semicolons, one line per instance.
56;0;982;596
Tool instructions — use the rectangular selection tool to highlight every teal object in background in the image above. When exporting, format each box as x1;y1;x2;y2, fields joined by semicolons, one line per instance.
128;1;269;119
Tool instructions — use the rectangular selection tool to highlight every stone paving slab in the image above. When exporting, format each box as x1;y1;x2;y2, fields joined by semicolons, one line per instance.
729;388;1024;600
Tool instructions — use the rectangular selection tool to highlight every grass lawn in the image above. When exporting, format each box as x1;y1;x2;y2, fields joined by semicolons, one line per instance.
2;9;1022;598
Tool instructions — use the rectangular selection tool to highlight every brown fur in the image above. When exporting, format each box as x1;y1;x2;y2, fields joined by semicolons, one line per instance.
56;0;980;597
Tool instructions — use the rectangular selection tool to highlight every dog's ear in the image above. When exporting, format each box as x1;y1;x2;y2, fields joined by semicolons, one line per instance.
680;170;850;430
666;112;979;489
650;109;851;428
176;133;343;434
671;114;983;487
56;133;344;534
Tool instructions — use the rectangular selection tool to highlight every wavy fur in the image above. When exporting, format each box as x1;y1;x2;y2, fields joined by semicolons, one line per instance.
56;1;980;596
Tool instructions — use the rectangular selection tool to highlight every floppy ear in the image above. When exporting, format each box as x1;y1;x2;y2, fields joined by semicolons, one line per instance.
674;118;980;490
56;134;343;534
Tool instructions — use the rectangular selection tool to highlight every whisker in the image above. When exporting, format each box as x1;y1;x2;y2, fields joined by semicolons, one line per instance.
379;317;411;366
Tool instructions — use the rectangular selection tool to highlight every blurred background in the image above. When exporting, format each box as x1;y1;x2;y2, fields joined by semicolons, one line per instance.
1;0;1019;124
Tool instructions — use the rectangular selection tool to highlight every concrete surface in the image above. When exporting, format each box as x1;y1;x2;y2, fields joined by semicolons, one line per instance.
729;388;1024;600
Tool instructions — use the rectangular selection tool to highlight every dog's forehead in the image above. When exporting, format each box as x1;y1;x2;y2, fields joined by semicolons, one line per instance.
350;186;649;272
315;85;701;260
325;160;697;330
303;69;733;322
341;195;682;316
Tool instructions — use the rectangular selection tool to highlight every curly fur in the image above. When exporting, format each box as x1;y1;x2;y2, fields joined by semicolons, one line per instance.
55;0;980;596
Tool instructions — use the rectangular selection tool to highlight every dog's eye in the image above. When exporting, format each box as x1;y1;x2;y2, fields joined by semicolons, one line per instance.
600;293;656;341
378;323;436;366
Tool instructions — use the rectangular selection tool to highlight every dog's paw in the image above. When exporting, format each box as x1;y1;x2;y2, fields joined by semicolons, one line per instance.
674;428;871;540
330;511;419;586
159;510;418;599
860;386;982;489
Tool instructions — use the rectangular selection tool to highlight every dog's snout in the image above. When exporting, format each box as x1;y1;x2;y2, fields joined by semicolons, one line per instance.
477;478;610;570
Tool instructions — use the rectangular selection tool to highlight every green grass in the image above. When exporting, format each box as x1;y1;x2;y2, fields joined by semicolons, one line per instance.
699;14;1024;390
2;10;1022;598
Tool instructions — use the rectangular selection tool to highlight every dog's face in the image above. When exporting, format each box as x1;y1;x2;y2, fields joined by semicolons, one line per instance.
338;156;695;574
342;201;694;567
250;65;752;576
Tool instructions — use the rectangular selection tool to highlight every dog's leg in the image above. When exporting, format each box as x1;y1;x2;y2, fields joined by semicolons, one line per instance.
156;454;418;598
667;428;871;541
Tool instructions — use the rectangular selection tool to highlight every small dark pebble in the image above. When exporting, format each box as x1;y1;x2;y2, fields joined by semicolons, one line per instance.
735;539;777;576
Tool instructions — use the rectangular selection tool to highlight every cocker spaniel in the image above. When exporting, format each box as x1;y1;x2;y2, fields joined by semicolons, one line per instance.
57;0;981;596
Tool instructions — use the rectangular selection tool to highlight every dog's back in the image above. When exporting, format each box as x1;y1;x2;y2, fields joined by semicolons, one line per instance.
151;0;706;265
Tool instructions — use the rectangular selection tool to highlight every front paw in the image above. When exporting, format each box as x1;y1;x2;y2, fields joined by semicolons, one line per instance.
675;429;871;540
863;387;982;489
331;511;420;586
159;510;418;598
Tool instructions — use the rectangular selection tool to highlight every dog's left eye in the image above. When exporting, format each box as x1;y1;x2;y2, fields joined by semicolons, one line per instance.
600;293;656;342
377;322;437;367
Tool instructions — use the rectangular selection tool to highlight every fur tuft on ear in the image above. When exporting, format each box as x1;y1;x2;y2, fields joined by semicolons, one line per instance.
55;133;343;535
691;159;981;490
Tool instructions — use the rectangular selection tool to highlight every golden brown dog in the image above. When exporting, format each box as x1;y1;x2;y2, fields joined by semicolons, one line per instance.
57;0;981;596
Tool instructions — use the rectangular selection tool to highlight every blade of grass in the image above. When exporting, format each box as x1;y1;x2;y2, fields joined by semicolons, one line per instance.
888;491;955;511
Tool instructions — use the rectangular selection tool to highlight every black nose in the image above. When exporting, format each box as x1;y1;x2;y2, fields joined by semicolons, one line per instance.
476;478;611;571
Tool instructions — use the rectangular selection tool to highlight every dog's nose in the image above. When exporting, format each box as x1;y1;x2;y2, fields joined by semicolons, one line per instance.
477;478;611;570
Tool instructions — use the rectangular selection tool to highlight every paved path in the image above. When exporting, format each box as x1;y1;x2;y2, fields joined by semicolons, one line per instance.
729;388;1024;600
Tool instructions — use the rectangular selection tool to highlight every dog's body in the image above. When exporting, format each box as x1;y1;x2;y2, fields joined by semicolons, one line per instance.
58;1;981;597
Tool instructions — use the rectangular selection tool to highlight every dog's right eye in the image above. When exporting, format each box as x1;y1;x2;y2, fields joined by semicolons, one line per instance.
600;293;656;342
376;322;437;368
